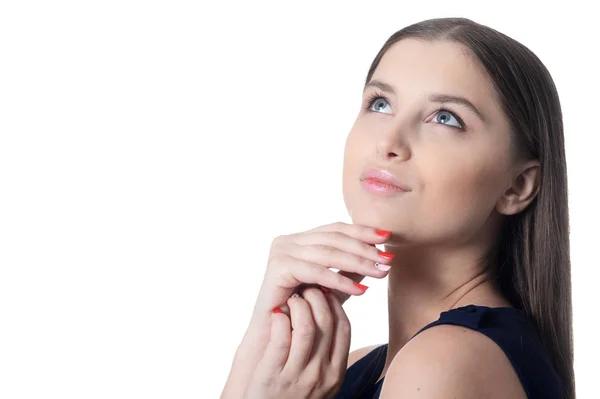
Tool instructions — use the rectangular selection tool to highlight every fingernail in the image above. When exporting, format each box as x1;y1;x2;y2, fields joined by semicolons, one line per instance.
319;286;330;294
375;229;391;238
374;262;391;271
354;282;369;292
377;250;395;260
273;307;283;314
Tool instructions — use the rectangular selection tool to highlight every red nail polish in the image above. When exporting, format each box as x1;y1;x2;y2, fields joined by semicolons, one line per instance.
378;250;395;260
354;282;369;291
375;229;391;237
320;286;330;294
273;307;283;314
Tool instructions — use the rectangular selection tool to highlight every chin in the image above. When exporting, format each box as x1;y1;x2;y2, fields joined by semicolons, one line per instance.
348;207;394;230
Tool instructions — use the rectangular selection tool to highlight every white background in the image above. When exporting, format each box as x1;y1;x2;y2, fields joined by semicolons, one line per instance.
0;1;597;398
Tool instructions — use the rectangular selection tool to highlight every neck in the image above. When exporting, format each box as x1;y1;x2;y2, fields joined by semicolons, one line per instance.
381;241;511;364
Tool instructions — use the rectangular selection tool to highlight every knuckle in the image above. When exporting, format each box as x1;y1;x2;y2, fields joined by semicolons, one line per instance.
268;237;288;259
294;324;315;340
336;318;351;334
271;339;292;350
276;374;294;389
290;376;302;388
271;234;285;246
253;373;273;388
274;342;291;354
271;234;294;248
313;245;338;269
315;244;334;258
360;240;375;252
304;364;322;383
268;258;297;286
314;309;333;326
361;256;376;269
335;272;349;287
331;231;347;242
323;246;337;267
272;338;291;352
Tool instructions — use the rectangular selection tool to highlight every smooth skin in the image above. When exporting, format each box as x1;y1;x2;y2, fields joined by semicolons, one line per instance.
244;287;351;399
225;37;540;398
221;222;395;398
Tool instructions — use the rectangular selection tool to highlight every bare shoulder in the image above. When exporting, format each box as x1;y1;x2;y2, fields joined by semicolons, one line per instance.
346;344;383;369
380;325;527;399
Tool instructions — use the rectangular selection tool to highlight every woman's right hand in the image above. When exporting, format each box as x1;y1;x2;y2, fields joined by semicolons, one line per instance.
220;222;394;399
252;222;394;319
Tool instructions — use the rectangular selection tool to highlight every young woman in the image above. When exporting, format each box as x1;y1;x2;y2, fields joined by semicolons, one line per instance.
221;17;574;399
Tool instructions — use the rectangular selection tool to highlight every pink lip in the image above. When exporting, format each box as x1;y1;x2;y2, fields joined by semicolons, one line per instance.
360;167;411;196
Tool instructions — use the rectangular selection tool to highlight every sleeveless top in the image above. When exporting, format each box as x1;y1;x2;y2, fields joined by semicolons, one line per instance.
335;304;564;398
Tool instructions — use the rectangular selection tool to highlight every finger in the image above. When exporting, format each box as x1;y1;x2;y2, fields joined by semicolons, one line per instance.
301;287;334;363
277;284;320;316
329;272;365;305
282;293;315;376
302;221;392;246
259;308;292;373
292;229;395;267
326;292;352;371
279;276;361;314
286;238;393;280
282;274;365;308
280;256;370;297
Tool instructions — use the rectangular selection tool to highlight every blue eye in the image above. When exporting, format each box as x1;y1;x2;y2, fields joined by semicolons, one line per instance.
433;108;464;129
363;93;393;114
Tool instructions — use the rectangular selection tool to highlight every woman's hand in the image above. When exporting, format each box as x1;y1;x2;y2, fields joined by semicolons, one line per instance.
254;222;393;320
221;222;393;398
244;286;351;399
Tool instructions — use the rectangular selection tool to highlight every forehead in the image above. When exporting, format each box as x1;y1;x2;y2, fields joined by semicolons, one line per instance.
372;38;497;110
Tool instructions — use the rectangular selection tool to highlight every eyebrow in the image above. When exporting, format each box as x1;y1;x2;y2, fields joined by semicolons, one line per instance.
364;79;486;122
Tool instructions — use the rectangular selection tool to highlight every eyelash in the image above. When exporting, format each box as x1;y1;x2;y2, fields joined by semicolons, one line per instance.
362;91;467;130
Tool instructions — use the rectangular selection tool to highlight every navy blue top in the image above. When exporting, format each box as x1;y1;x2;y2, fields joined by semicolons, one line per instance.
335;305;564;398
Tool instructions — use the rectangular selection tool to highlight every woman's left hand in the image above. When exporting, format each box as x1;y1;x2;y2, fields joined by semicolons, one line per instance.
243;286;351;399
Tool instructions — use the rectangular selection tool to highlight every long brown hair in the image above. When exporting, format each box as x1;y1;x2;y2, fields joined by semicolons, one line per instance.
364;17;574;398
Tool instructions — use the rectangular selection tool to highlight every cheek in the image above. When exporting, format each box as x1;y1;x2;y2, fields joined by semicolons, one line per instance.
343;125;368;170
419;152;505;233
428;156;499;197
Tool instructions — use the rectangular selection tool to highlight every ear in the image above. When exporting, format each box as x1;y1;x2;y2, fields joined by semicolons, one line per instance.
495;160;541;215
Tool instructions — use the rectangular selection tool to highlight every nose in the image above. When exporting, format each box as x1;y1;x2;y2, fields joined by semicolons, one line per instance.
375;128;411;161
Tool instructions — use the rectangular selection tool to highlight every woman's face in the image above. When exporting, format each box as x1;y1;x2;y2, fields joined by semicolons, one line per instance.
343;39;515;247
